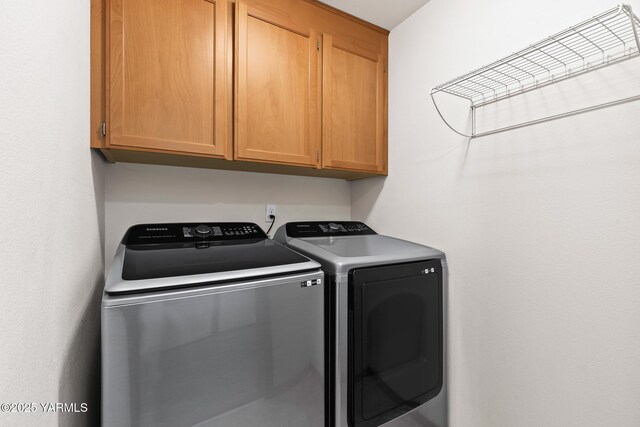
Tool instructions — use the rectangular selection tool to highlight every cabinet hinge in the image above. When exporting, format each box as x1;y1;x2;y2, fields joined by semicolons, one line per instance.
317;39;320;51
100;121;107;139
316;150;320;162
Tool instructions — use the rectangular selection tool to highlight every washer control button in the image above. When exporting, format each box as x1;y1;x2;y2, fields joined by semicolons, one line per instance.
195;224;212;237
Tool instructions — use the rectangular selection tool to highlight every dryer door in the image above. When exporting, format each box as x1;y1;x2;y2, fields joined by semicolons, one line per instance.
348;260;443;427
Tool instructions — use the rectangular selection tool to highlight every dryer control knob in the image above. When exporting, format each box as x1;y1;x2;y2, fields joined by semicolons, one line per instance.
194;224;212;237
328;223;341;231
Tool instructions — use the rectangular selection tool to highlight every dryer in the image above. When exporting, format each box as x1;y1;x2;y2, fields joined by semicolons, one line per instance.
102;222;325;427
275;221;447;427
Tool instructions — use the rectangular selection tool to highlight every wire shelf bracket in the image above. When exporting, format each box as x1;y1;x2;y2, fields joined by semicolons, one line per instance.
430;4;640;138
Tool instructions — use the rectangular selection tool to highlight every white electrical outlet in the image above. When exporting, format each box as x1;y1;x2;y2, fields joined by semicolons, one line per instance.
265;204;277;223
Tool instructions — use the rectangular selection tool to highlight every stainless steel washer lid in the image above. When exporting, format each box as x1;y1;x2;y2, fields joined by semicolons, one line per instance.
274;222;445;275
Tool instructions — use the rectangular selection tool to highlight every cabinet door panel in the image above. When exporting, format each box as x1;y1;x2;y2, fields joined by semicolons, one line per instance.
236;2;320;166
108;0;228;156
323;35;385;173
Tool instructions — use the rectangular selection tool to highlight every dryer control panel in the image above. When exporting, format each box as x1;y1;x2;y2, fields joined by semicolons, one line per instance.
124;222;267;245
285;221;376;238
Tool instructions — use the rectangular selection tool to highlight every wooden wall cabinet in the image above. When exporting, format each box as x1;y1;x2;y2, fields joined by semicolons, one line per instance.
92;0;388;179
322;34;386;173
235;2;321;167
105;0;230;158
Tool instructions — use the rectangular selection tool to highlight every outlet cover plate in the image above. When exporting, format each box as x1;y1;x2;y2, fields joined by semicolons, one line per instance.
265;204;277;223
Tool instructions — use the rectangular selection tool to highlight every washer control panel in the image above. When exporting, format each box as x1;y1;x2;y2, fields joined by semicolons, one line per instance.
182;223;263;239
285;221;376;238
125;222;267;245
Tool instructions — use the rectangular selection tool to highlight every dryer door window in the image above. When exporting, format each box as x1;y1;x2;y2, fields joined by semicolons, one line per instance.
348;260;443;427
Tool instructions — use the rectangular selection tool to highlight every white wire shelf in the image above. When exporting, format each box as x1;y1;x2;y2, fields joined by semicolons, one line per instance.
430;4;640;138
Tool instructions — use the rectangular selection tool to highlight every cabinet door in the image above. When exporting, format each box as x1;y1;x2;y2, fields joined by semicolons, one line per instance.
322;35;386;173
235;2;321;167
108;0;229;157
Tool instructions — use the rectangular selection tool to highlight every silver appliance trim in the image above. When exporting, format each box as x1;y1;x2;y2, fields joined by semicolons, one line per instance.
102;269;324;308
274;233;445;275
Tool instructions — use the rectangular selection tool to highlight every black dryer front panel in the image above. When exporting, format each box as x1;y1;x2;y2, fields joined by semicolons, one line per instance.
348;260;443;427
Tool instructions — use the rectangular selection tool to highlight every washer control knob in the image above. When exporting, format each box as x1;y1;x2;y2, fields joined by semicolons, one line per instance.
194;224;212;237
328;223;341;232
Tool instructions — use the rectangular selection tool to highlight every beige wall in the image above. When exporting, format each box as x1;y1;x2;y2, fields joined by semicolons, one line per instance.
104;163;351;265
0;1;104;425
352;0;640;426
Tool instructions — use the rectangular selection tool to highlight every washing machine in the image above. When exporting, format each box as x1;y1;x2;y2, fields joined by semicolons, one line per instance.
275;221;447;427
102;222;325;427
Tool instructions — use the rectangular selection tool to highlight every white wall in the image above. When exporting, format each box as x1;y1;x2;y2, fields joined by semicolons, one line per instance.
352;0;640;426
3;0;639;425
0;1;104;426
104;163;351;264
